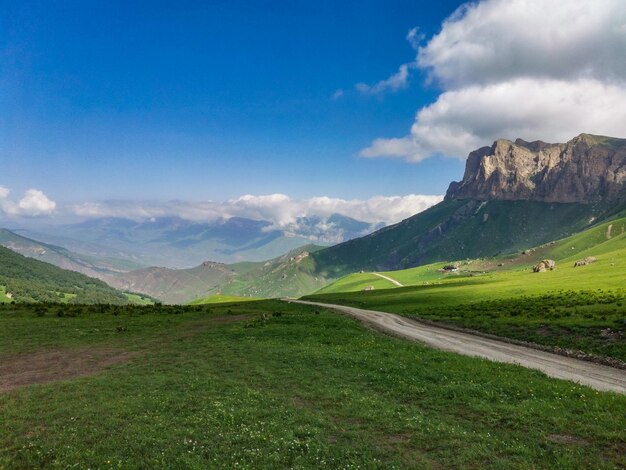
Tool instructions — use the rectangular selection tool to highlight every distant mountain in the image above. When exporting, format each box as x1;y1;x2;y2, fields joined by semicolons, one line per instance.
106;261;236;305
0;228;145;278
21;214;379;268
108;244;329;304
220;245;331;299
310;134;626;276
0;245;131;304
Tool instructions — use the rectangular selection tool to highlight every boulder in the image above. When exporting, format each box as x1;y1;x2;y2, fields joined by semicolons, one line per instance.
574;256;598;267
533;259;556;272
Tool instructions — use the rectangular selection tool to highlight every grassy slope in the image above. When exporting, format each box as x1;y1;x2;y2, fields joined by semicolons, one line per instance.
220;245;332;299
317;217;626;295
0;286;10;303
124;293;156;305
188;294;261;305
0;301;624;468
307;217;626;360
0;246;130;304
311;199;602;277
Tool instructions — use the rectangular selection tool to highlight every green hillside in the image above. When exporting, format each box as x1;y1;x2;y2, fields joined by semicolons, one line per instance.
0;246;130;304
311;199;609;277
305;216;626;360
108;262;236;305
316;216;626;295
182;201;617;303
188;294;261;305
220;245;332;299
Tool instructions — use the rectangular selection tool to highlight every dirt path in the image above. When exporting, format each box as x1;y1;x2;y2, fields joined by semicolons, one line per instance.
290;300;626;394
372;272;404;287
0;348;137;393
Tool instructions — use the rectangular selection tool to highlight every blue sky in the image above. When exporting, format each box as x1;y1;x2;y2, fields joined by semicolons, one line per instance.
2;0;465;205
3;0;625;225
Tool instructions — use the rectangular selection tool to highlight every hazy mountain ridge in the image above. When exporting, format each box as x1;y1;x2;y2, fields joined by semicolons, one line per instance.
106;244;328;303
105;260;236;305
18;213;379;268
0;228;144;278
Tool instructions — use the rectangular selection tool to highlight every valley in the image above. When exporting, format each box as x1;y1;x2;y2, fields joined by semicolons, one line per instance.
2;133;626;468
7;2;626;467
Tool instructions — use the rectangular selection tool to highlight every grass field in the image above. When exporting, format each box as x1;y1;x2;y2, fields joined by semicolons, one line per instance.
0;286;11;303
124;292;156;305
1;301;625;468
189;294;262;305
305;218;626;362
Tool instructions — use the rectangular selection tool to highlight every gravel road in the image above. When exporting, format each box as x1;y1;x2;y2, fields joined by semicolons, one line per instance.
290;300;626;394
371;272;404;287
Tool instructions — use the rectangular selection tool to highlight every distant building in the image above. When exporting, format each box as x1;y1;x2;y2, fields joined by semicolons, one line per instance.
441;265;459;272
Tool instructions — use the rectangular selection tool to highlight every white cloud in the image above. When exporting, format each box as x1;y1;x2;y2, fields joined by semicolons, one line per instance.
362;0;626;162
419;0;626;88
405;27;424;50
356;63;411;95
362;78;626;162
72;194;443;228
0;187;57;217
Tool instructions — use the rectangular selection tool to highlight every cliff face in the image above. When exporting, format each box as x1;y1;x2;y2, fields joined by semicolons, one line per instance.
446;134;626;203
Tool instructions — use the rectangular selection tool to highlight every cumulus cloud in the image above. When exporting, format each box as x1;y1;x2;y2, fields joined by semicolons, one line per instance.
419;0;626;88
362;78;626;162
361;0;626;162
73;194;443;228
0;186;57;217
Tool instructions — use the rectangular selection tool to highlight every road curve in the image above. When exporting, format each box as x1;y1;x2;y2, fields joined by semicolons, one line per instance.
289;300;626;394
372;272;404;287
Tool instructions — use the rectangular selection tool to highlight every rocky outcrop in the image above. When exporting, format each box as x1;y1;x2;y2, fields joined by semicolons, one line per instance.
533;259;556;272
446;134;626;204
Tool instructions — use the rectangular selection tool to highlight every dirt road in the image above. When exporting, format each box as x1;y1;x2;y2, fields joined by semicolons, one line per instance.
290;300;626;394
372;272;404;287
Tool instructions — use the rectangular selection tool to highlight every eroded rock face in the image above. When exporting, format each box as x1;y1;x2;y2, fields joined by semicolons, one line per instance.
446;134;626;203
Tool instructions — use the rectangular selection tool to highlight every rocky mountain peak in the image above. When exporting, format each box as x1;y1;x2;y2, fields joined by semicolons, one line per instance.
446;134;626;204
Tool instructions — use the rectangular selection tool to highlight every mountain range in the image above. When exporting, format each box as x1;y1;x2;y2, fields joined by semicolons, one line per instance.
12;213;377;268
310;133;626;276
2;133;625;304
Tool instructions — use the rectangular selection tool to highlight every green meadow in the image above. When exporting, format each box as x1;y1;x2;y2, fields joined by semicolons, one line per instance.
188;294;262;305
306;218;626;361
1;301;625;469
